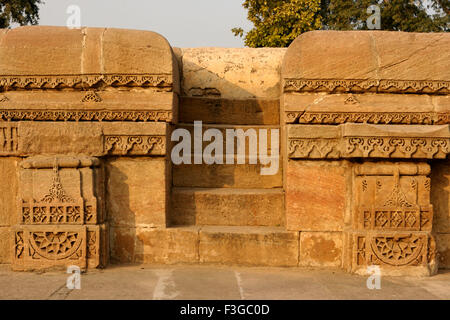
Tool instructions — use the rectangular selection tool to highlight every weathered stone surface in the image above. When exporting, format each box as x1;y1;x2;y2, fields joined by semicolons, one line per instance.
286;160;348;231
180;97;280;125
18;122;104;156
134;227;199;264
299;232;342;267
283;31;450;94
16;122;169;157
0;157;19;226
436;233;450;269
110;226;199;264
106;158;169;228
199;226;298;267
431;160;450;233
181;48;286;99
171;188;284;226
0;227;10;263
173;162;282;189
0;26;178;89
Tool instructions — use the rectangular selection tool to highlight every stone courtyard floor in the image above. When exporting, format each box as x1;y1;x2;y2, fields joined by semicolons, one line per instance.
0;264;449;300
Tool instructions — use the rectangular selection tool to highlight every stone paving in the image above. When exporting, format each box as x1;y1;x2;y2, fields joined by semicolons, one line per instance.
0;264;449;300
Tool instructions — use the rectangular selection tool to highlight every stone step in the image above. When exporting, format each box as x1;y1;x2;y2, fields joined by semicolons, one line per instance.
179;97;280;125
173;160;283;188
111;225;299;267
170;187;284;227
171;124;280;158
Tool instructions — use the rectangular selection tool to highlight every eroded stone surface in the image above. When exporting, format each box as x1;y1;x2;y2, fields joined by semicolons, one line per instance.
299;232;343;267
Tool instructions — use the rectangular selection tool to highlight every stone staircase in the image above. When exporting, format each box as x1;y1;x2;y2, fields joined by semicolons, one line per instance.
167;96;295;266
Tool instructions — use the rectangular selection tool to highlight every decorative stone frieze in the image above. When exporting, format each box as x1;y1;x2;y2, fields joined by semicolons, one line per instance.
288;124;450;159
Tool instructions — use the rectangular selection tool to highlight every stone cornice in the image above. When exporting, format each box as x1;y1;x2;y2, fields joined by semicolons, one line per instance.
284;79;450;94
285;111;450;125
0;74;173;90
0;109;172;122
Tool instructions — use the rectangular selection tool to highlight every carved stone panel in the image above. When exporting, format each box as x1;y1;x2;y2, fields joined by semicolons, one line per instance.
18;156;102;225
12;225;87;271
12;156;106;271
348;162;437;275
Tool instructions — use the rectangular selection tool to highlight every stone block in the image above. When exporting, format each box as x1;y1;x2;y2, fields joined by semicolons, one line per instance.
109;226;199;264
181;48;286;99
0;227;10;263
199;226;298;267
282;31;450;94
299;232;343;267
436;233;450;269
286;160;348;231
106;157;169;228
431;160;450;233
18;122;104;156
173;162;282;189
171;188;284;227
179;97;280;125
0;157;19;226
134;227;199;264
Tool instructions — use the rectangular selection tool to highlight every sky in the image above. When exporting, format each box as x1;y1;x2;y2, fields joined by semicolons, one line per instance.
37;0;253;47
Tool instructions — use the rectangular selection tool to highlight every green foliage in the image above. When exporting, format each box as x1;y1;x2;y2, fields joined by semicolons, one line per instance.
0;0;42;28
232;0;322;47
234;0;449;47
322;0;449;32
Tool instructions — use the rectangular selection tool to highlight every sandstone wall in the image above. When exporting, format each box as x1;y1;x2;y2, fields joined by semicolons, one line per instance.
0;26;449;275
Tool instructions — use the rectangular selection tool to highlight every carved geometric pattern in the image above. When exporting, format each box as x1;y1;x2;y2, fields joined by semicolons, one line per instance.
0;74;173;90
0;94;8;102
288;137;449;159
104;135;165;155
40;164;75;203
30;231;83;260
81;91;102;103
344;94;359;105
285;111;437;125
354;234;430;267
284;78;450;94
0;110;172;122
12;226;87;270
359;208;433;231
0;123;18;154
288;138;340;158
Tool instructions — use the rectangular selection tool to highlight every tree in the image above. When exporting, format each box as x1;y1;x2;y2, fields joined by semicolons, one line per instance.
232;0;322;47
0;0;42;29
234;0;449;47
